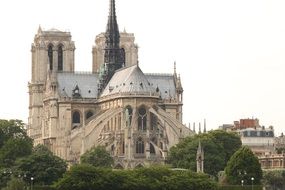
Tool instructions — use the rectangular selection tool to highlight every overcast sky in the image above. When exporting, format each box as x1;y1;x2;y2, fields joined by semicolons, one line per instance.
0;0;284;135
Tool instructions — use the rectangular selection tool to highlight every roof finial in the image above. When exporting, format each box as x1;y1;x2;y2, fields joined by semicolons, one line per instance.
38;25;42;34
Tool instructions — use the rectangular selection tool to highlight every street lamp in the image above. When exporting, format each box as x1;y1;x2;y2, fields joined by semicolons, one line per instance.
31;177;34;190
241;179;244;187
251;177;254;190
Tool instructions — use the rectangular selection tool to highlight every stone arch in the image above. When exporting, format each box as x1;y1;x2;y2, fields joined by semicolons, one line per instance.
114;163;124;169
135;163;144;168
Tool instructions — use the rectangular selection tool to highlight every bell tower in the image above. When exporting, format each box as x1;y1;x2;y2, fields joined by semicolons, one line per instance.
28;26;75;144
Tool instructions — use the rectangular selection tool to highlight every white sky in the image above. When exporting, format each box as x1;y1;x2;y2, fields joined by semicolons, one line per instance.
0;0;284;135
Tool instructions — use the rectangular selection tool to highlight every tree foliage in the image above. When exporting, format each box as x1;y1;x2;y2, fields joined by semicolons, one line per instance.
80;146;114;168
0;119;33;189
225;146;262;185
54;165;218;190
16;145;67;186
0;119;33;167
168;130;242;177
263;170;285;190
208;130;242;163
2;177;26;190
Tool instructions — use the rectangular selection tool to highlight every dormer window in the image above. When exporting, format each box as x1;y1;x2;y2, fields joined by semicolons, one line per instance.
72;85;81;98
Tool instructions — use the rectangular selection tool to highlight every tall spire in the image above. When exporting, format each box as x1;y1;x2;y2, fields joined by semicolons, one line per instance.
105;0;120;50
98;0;125;95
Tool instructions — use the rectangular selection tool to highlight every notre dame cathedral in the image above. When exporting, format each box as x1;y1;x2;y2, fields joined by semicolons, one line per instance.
28;0;193;168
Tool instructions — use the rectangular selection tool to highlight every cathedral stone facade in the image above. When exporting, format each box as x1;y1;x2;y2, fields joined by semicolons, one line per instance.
28;0;192;168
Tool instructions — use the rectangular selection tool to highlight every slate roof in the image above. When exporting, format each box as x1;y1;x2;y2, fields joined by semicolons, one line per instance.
56;66;176;100
57;72;99;98
101;65;156;97
145;73;176;100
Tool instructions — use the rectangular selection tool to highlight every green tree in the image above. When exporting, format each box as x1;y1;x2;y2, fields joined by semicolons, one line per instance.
54;165;218;190
208;130;241;163
2;177;27;190
16;145;67;186
225;146;262;185
263;170;285;190
54;164;109;190
168;130;242;177
0;119;33;189
80;146;114;168
0;119;33;167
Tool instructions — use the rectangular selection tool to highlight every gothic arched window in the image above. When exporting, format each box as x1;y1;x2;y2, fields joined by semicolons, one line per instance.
150;143;155;155
86;111;94;120
58;44;63;71
118;140;125;156
150;113;157;130
72;111;80;124
136;137;144;154
138;106;147;131
48;44;53;70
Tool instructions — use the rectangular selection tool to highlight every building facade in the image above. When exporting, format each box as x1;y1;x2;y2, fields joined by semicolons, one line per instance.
219;118;275;156
28;0;192;168
259;153;285;169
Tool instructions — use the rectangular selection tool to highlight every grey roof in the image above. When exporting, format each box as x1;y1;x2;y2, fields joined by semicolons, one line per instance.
145;73;176;99
56;67;176;100
57;72;99;98
101;65;156;97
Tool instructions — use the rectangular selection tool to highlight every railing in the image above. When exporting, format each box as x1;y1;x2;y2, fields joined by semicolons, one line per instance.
99;91;160;102
145;73;173;77
57;71;97;75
